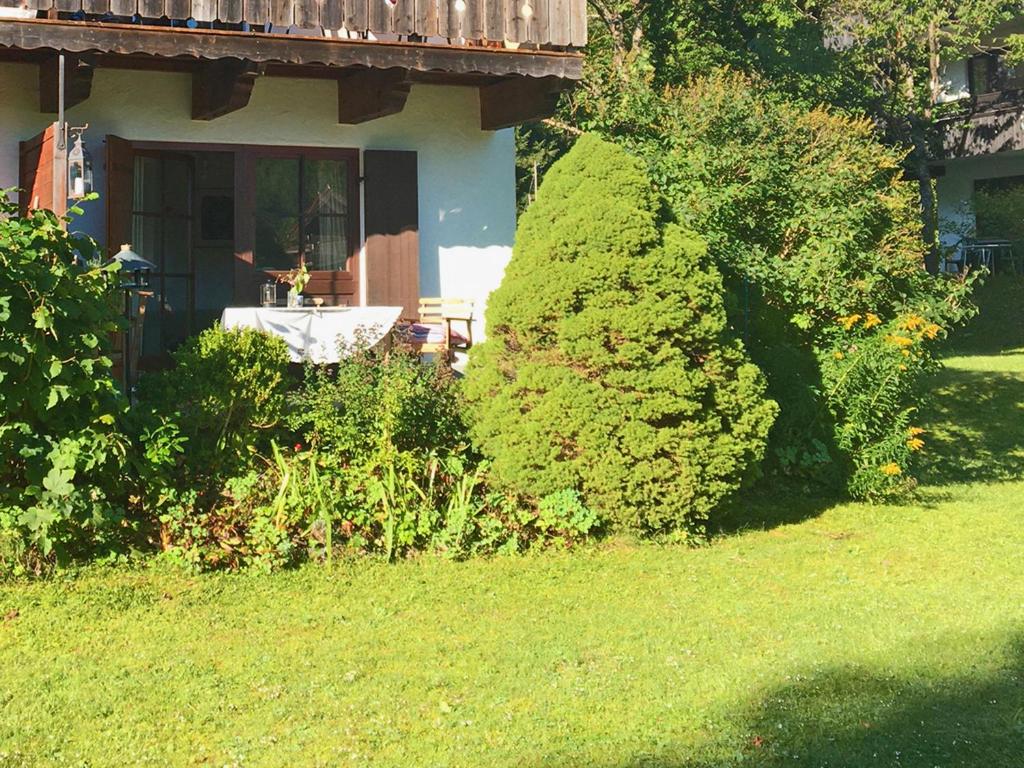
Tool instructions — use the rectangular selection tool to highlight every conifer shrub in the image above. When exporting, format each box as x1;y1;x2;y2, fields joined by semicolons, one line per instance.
464;135;777;534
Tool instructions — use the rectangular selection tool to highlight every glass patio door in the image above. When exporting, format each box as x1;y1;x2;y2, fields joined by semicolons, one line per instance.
131;152;195;360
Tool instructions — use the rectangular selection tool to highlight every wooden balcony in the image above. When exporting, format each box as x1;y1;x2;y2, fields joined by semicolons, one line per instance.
939;91;1024;160
0;0;586;47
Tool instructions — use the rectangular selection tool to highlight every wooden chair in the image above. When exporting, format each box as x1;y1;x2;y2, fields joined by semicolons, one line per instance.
407;298;474;360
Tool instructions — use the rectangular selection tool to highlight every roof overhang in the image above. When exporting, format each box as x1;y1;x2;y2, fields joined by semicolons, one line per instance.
0;18;581;128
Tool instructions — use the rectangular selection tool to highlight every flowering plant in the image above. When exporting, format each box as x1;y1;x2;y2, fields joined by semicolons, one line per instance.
278;262;310;294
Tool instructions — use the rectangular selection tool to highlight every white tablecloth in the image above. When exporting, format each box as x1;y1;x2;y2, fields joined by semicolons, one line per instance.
220;306;403;364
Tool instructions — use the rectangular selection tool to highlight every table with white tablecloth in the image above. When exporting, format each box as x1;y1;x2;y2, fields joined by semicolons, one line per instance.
220;306;404;364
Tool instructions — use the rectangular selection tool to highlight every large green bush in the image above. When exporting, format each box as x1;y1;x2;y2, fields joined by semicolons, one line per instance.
465;134;777;535
0;195;127;572
621;73;976;497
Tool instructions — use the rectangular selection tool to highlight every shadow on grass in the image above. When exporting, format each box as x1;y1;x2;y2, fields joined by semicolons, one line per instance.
711;484;845;535
944;275;1024;358
542;637;1024;767
917;364;1024;486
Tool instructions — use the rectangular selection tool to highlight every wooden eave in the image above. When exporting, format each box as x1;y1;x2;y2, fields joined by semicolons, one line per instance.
0;18;583;79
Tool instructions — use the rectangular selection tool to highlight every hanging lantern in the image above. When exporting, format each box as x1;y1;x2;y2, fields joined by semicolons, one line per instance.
67;131;94;200
521;0;533;19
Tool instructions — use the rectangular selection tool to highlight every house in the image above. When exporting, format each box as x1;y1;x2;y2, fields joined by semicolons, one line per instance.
0;0;584;359
935;17;1024;268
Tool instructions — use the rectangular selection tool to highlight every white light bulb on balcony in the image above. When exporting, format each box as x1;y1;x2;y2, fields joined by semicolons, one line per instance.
521;1;533;19
454;0;466;13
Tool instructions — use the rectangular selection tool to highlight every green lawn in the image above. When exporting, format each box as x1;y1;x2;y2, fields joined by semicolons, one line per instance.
2;284;1024;767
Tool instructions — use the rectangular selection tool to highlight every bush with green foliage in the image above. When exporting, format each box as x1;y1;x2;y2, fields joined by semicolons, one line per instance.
0;195;128;573
975;185;1024;259
133;335;597;571
135;325;291;481
465;134;777;535
131;325;291;566
619;72;976;498
289;342;467;466
288;346;476;560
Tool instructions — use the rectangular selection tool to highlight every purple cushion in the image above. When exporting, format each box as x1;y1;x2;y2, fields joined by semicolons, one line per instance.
410;323;469;345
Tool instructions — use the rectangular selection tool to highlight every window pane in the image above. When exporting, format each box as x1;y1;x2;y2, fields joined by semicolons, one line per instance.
131;214;160;268
163;157;192;216
303;159;349;272
254;157;300;271
133;156;162;214
163;220;191;275
303;159;347;215
141;277;191;357
305;216;348;271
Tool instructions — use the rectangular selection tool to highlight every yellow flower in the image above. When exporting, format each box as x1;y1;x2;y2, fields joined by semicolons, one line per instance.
863;313;882;329
901;349;911;357
834;351;845;360
906;437;925;451
899;364;908;371
923;323;941;340
885;334;915;348
880;462;902;476
908;427;925;437
902;314;926;331
839;314;862;331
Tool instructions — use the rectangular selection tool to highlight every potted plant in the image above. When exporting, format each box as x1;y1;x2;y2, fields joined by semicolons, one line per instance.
278;262;310;307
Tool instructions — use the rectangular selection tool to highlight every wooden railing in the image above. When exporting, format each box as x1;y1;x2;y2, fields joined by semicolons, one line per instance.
3;0;586;46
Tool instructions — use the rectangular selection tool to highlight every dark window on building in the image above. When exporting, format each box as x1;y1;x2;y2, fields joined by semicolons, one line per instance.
968;52;1024;97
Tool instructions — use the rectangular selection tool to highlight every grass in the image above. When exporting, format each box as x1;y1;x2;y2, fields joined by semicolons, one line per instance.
2;282;1024;767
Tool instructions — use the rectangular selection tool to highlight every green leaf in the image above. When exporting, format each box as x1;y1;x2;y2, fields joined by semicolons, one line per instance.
42;467;76;497
18;504;58;532
32;305;53;330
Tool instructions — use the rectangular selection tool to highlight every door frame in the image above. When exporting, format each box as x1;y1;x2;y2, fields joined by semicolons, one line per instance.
124;140;362;307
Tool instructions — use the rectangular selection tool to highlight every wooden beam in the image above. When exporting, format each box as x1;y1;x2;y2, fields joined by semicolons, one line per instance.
191;57;264;120
0;19;584;80
479;75;565;130
337;67;412;124
38;53;94;113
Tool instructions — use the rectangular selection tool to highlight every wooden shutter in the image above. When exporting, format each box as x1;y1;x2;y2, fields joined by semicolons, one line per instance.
18;122;67;218
363;149;420;318
105;135;134;257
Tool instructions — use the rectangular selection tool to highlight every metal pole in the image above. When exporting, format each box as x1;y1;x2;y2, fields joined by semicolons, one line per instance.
56;52;66;151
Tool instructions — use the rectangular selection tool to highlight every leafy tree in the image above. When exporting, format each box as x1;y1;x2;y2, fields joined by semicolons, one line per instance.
629;73;977;496
466;135;777;534
0;195;127;571
819;0;1020;271
526;1;1019;269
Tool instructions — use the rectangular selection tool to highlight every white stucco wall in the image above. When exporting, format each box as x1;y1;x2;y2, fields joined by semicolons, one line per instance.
937;151;1024;250
0;62;515;338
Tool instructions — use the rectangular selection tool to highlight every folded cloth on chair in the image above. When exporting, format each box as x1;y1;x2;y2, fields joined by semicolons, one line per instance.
409;323;469;346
